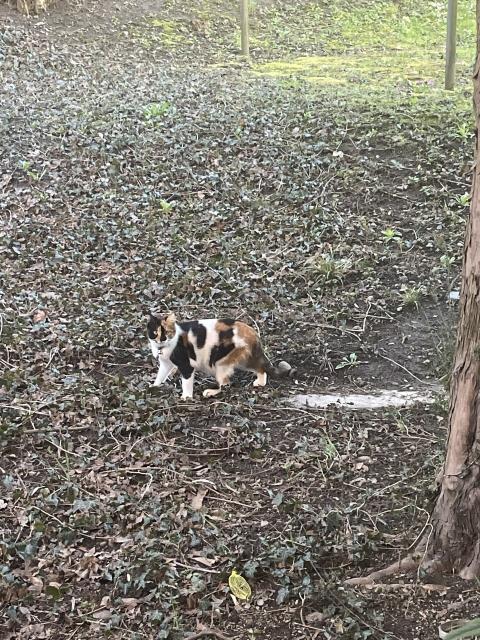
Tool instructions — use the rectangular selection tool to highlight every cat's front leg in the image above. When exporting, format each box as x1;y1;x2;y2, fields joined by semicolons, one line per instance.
153;359;173;386
149;338;160;360
181;373;195;400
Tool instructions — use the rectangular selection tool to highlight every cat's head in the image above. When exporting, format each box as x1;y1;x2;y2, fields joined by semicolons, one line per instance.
147;312;177;343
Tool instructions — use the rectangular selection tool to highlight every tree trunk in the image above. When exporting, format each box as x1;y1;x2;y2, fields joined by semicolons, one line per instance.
422;10;480;578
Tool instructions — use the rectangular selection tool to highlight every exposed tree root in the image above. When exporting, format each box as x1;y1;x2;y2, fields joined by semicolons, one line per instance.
344;554;420;586
345;547;452;587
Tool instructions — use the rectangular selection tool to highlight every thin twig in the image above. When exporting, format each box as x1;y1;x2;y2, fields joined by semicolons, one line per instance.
378;352;440;387
183;629;233;640
1;404;50;416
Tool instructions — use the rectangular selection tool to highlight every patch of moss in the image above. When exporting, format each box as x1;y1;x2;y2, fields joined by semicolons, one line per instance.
254;53;446;87
252;0;475;117
148;18;189;47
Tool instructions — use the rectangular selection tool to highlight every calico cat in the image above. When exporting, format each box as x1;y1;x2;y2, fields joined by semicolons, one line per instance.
147;312;291;399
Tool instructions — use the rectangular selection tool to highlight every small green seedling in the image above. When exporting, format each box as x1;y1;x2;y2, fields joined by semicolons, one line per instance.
455;192;470;207
440;254;455;270
159;199;173;213
456;122;472;141
402;286;421;308
144;101;171;119
382;228;401;243
335;353;359;370
18;160;39;181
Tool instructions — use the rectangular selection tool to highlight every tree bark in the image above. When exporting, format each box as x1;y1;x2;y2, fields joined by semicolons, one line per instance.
420;7;480;578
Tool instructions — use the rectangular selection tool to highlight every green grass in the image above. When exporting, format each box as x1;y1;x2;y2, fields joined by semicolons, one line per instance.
252;0;476;102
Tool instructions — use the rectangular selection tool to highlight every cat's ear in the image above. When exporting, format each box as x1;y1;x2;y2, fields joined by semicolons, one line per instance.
163;312;177;331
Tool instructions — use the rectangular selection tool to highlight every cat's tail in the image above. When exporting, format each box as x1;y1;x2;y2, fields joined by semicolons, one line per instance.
264;359;292;378
247;339;292;379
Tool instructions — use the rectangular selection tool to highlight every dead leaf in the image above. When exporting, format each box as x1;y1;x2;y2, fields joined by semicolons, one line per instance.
334;619;344;634
121;598;139;610
28;576;43;594
33;309;47;323
17;624;46;640
191;488;208;511
422;583;449;594
305;611;325;624
92;609;112;620
189;554;217;567
0;174;12;190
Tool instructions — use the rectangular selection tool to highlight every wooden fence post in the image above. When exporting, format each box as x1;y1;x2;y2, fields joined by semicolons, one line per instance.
445;0;458;90
240;0;250;58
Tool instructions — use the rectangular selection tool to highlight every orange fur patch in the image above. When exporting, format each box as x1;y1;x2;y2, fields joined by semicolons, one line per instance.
235;321;259;350
219;346;249;368
216;322;260;368
161;313;177;339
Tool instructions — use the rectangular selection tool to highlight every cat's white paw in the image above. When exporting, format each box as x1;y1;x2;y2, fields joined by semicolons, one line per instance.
181;394;193;401
203;388;220;398
253;372;267;387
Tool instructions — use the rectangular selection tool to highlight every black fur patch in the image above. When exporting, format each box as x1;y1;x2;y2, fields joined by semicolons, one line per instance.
186;340;196;361
218;327;234;342
179;321;207;349
147;315;165;341
209;343;235;367
220;318;235;326
170;341;194;379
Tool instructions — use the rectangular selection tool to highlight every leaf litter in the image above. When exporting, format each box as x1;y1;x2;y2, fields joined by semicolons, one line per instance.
0;0;479;638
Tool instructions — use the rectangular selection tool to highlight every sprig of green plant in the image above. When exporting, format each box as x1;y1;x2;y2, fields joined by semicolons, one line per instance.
382;227;401;244
159;199;173;213
144;101;171;119
18;160;40;181
335;353;360;370
402;286;422;308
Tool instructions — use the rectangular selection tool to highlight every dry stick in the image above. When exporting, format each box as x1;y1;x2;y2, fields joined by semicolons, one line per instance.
22;424;93;435
183;629;233;640
377;351;440;387
1;404;50;416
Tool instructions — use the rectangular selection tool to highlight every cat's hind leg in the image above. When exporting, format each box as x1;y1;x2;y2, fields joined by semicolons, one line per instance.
244;344;268;387
253;371;267;387
203;366;232;398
